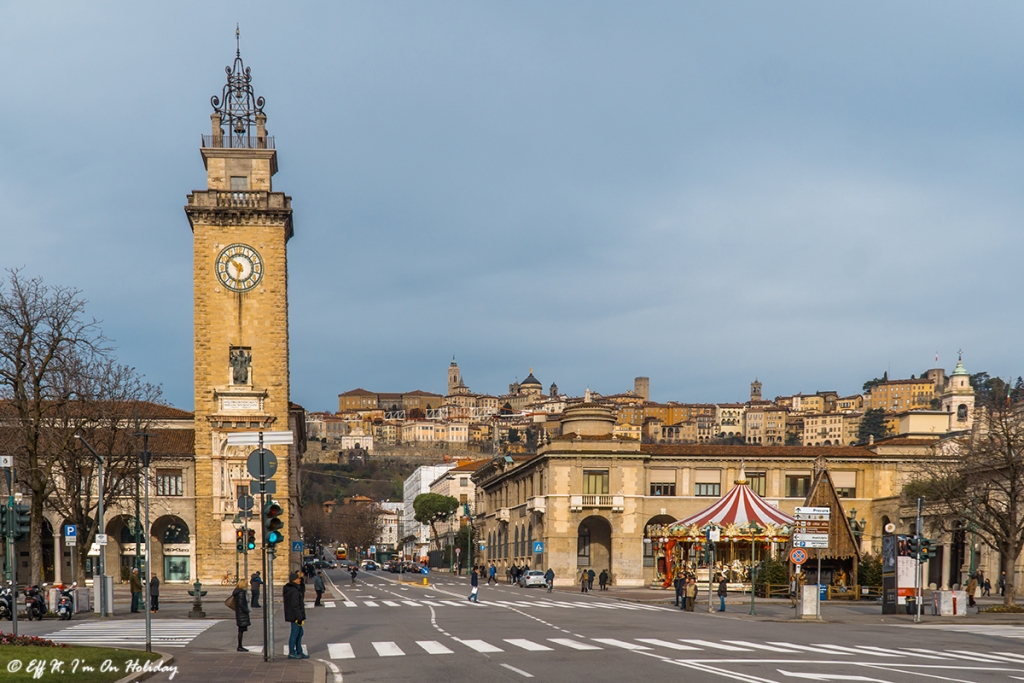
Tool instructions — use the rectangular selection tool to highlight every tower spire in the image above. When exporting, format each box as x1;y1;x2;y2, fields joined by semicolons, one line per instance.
236;24;240;57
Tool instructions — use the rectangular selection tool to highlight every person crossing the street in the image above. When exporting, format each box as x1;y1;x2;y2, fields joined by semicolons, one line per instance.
313;570;326;606
487;563;498;585
544;567;555;593
468;567;480;603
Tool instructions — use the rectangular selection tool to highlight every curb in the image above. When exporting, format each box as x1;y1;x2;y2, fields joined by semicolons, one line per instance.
112;652;174;683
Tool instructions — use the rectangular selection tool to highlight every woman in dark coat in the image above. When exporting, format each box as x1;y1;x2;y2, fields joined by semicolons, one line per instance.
233;579;251;651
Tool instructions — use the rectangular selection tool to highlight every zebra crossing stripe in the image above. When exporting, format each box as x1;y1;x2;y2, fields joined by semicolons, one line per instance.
373;642;404;657
282;644;309;655
328;643;355;659
724;641;799;653
382;600;400;607
402;600;421;606
548;638;602;650
364;601;379;607
417;640;453;654
681;640;751;652
46;620;219;648
505;639;552;652
343;600;357;607
462;639;503;653
592;638;650;650
769;642;852;655
636;639;700;651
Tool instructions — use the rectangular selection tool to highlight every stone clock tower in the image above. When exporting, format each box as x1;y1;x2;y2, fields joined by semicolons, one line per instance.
185;43;297;583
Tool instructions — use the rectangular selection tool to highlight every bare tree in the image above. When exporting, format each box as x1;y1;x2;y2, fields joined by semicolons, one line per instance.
301;502;332;556
332;502;384;559
907;395;1024;606
47;360;162;581
0;270;108;583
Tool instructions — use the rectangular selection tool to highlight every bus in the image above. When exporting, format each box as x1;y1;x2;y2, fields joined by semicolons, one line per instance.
335;546;348;561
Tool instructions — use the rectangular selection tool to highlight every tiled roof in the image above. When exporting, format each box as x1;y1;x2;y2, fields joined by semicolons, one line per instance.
449;459;488;472
339;388;376;396
646;444;868;457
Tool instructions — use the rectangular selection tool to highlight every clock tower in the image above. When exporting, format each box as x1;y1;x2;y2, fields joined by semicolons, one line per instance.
185;41;297;583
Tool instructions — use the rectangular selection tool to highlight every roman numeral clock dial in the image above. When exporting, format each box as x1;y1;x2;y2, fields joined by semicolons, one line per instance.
215;244;263;292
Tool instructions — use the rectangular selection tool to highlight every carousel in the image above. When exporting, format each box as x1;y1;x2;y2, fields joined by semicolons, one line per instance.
646;473;795;587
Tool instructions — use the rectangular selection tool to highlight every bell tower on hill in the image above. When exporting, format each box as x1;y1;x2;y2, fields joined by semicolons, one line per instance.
184;37;298;584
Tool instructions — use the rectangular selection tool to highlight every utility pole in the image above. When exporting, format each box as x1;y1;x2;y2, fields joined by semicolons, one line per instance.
134;424;154;653
4;460;19;636
915;496;923;624
76;435;107;618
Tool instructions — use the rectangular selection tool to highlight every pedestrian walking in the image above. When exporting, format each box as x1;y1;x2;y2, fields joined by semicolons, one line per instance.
983;578;992;596
544;567;555;593
313;571;326;606
283;571;308;659
788;574;797;608
966;575;978;608
506;565;513;585
250;571;263;608
717;574;728;612
674;573;685;607
468;568;480;603
129;568;143;613
232;579;250;652
999;571;1006;596
599;569;609;590
488;563;498;585
580;569;590;593
149;573;160;613
587;568;596;591
684;577;697;611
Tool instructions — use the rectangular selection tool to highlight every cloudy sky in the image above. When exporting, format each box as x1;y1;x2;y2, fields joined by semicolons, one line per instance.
2;3;1022;411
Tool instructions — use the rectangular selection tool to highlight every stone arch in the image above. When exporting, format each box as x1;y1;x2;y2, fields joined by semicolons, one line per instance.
151;515;192;583
105;514;141;582
577;515;612;577
644;514;676;578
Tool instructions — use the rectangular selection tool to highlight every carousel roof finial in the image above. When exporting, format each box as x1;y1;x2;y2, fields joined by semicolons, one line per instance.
735;459;747;485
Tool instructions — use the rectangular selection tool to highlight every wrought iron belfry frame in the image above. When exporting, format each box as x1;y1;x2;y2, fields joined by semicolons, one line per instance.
211;28;266;145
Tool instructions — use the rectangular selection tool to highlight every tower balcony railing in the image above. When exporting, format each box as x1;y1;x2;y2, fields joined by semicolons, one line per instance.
187;190;291;210
201;134;275;150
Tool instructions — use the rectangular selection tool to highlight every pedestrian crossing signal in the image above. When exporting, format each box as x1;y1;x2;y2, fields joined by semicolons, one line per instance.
263;500;284;546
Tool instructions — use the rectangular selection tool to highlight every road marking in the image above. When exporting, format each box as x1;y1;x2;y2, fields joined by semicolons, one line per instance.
770;642;854;655
282;644;309;655
328;643;354;659
813;644;901;657
402;600;421;606
504;639;553;651
417;640;453;655
324;602;336;608
45;620;221;648
382;600;400;607
343;600;357;607
548;638;602;650
316;658;343;683
779;670;888;682
593;638;651;650
462;639;503;653
500;664;534;678
364;601;378;607
372;641;404;657
997;653;1024;662
724;641;800;653
947;650;1023;663
636;639;701;651
681;640;751;651
904;649;982;661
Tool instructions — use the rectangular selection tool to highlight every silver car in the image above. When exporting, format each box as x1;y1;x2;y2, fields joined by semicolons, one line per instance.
518;570;547;588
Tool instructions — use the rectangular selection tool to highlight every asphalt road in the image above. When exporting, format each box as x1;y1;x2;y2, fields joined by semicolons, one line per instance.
13;568;1024;683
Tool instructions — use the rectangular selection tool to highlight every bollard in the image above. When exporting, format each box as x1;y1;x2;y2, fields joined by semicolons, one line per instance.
423;577;428;586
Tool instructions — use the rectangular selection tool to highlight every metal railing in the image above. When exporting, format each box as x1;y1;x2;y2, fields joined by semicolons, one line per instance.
187;191;291;211
201;134;275;149
580;495;614;507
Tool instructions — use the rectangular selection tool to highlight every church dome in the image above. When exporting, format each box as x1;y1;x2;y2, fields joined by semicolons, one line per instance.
521;370;541;387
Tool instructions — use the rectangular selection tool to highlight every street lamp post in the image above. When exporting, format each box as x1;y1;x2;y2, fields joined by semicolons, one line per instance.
747;522;762;615
75;434;107;618
134;425;154;653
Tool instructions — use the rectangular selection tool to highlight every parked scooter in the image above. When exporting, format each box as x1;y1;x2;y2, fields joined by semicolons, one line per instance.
56;583;76;620
0;586;13;620
24;584;47;621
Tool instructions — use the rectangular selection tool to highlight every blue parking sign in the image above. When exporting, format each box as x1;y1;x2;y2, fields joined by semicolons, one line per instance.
64;525;77;538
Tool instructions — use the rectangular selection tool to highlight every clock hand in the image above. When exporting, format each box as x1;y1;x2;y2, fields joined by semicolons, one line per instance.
231;259;244;278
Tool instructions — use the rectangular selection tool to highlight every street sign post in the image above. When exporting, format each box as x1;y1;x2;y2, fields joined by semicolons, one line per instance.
789;548;807;565
793;506;830;620
533;541;544;554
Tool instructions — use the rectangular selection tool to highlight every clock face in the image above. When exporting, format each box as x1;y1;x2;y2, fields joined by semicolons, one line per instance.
215;244;264;292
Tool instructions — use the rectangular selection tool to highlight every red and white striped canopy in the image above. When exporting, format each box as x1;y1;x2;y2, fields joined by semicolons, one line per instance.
671;482;795;530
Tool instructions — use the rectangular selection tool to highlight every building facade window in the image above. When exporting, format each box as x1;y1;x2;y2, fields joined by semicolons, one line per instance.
156;470;184;497
785;474;811;498
747;471;767;496
650;482;676;496
694;482;721;497
577;524;591;564
583;470;609;495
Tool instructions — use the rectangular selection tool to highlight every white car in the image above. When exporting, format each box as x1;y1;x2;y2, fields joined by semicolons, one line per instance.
518;570;547;588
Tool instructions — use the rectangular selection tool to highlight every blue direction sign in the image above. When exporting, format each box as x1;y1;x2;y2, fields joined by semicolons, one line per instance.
291;541;303;553
64;525;77;538
533;541;544;553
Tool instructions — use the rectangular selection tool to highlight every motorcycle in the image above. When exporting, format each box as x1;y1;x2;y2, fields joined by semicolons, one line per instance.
24;584;47;621
56;583;76;620
0;586;13;621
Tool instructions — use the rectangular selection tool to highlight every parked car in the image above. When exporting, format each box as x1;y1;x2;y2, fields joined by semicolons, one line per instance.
518;570;547;588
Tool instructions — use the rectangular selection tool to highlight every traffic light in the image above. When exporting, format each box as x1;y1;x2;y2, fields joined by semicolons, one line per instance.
908;536;921;557
11;503;29;542
247;529;256;551
236;528;245;553
263;500;284;546
0;503;7;538
919;538;932;562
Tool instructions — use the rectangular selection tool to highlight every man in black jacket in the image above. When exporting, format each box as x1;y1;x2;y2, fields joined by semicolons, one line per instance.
283;571;308;659
673;573;684;607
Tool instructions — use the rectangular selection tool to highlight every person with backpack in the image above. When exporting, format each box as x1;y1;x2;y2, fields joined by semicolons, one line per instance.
250;571;263;608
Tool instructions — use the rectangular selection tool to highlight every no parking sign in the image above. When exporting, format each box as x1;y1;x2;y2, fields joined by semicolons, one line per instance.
789;547;808;565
